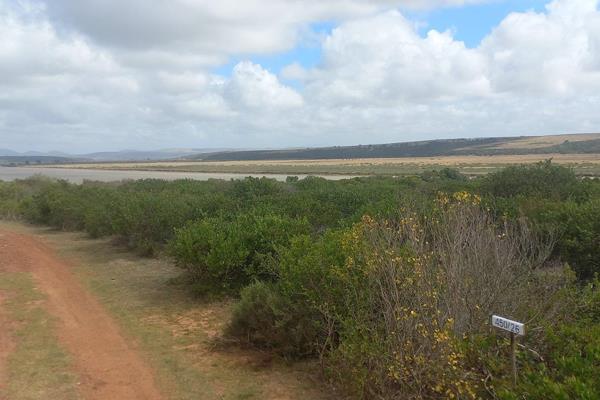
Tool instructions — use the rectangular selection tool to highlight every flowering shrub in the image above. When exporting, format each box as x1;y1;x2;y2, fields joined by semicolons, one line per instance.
231;196;571;398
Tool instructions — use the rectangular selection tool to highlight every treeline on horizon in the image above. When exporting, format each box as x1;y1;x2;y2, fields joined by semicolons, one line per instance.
1;161;599;399
197;136;600;161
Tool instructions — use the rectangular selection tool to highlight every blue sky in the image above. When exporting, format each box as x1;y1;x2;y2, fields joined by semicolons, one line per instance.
214;21;334;79
410;0;550;47
214;0;551;78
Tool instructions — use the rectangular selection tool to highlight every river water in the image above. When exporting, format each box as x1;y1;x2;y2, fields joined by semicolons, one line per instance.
0;166;358;183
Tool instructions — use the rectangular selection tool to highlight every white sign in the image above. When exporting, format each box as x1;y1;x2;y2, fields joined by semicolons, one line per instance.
491;315;525;336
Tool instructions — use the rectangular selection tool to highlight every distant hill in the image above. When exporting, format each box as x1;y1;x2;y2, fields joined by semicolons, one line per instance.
195;133;600;161
0;155;82;166
0;148;233;164
0;149;20;157
80;148;234;161
5;134;599;164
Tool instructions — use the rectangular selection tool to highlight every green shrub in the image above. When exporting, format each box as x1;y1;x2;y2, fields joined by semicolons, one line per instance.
227;230;349;358
480;160;580;200
22;182;89;229
522;199;600;280
230;199;573;399
82;189;121;238
497;322;600;400
170;211;311;293
227;281;322;356
0;181;26;219
110;191;204;255
231;176;284;201
3;169;599;399
0;176;58;219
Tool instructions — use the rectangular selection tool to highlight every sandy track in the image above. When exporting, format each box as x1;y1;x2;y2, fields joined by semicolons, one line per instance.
0;230;163;400
0;292;15;400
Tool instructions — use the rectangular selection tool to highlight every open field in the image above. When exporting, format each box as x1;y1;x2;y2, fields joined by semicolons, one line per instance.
475;133;600;150
0;221;334;400
48;153;600;176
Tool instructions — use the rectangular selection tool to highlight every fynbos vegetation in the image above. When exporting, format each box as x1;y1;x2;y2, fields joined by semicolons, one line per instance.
1;161;599;399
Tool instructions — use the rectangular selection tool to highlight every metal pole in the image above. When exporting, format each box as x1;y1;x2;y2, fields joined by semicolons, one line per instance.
510;332;517;386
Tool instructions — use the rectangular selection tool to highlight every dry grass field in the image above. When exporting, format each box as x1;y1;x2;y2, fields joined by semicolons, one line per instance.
482;133;600;149
26;133;600;177
48;153;600;177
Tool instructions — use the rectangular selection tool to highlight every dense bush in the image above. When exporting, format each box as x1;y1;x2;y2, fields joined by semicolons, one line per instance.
227;281;322;355
496;279;600;399
0;178;42;219
478;161;600;279
521;199;600;280
1;175;441;254
170;211;311;292
229;230;348;356
229;197;573;398
1;164;599;399
479;160;582;200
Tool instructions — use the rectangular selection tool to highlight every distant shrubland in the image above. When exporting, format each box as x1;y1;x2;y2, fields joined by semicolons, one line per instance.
197;134;600;161
1;161;599;399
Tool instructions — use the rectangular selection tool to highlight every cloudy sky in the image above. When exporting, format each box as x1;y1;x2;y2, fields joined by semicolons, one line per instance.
1;0;599;153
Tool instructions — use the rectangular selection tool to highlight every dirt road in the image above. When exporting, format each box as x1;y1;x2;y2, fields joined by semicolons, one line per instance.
0;291;15;399
0;229;163;400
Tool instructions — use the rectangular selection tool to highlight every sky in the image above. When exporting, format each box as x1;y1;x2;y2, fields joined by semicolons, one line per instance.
1;0;599;153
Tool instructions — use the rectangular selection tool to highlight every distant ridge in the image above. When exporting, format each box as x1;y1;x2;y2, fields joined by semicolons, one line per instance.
4;133;599;165
0;149;20;157
195;133;600;161
80;148;229;161
0;148;234;164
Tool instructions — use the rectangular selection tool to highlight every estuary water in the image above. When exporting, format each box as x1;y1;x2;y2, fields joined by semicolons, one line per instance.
0;166;358;183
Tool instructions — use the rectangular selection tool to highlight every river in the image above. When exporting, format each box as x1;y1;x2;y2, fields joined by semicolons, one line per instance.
0;166;358;183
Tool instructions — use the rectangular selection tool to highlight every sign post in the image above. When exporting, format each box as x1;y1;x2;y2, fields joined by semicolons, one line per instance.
510;332;517;385
491;315;525;386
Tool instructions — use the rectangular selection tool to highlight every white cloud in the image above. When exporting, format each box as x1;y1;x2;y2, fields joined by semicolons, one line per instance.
305;0;600;104
0;3;140;150
0;0;599;152
41;0;491;68
280;62;309;81
165;62;304;119
481;0;600;95
285;0;600;144
305;11;489;105
0;10;117;83
226;62;303;109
